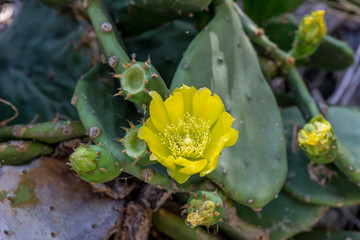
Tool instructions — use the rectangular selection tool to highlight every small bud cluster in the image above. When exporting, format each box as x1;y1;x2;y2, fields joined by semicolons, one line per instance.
184;190;224;228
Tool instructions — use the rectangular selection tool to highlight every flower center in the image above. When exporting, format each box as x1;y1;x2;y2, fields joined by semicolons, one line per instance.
160;113;211;159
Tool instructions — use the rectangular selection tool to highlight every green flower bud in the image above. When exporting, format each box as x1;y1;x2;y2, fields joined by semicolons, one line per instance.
185;190;224;228
290;10;327;60
69;145;122;183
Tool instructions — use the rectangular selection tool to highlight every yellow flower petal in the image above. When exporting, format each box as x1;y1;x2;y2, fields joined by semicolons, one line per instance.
167;167;191;184
200;128;239;176
210;111;235;140
157;155;176;170
173;85;197;114
148;91;171;133
164;91;184;125
143;117;157;133
223;128;239;148
192;88;225;127
138;126;170;160
203;94;225;127
172;157;207;175
192;88;211;118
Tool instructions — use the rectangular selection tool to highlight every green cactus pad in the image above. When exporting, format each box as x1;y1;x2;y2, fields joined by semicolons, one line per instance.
124;20;197;86
282;106;360;207
0;0;91;124
243;0;304;24
171;1;287;208
0;141;53;166
235;192;328;240
293;230;360;240
263;13;298;51
69;144;122;183
0;121;86;144
104;0;211;35
185;190;224;227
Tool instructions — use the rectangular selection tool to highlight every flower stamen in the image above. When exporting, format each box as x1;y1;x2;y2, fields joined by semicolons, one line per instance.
160;113;211;159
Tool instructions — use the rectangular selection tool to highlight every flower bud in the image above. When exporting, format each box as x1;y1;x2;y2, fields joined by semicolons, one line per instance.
185;190;224;228
69;145;122;183
290;10;327;60
298;115;337;163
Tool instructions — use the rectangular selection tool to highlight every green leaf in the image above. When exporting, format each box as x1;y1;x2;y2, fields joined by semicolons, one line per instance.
171;1;287;208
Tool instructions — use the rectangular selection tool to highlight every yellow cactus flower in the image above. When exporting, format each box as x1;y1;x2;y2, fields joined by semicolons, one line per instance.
298;115;334;157
138;85;239;184
299;10;327;44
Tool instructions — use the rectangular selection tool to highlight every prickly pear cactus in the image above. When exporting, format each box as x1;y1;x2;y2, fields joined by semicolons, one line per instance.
171;1;287;209
3;0;360;239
